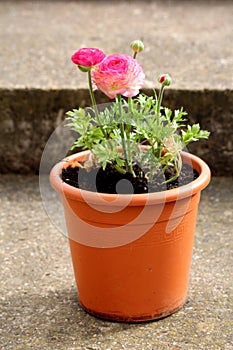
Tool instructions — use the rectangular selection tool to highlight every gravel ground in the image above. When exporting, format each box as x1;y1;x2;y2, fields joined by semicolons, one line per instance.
0;175;232;349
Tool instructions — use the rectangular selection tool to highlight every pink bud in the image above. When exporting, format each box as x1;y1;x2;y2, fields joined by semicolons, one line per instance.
158;74;172;86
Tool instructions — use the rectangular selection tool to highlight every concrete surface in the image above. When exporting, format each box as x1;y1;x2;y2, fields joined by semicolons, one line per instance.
0;0;233;90
0;174;233;349
0;0;233;174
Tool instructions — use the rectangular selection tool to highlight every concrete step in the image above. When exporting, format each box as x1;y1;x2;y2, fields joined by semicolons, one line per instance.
0;0;232;174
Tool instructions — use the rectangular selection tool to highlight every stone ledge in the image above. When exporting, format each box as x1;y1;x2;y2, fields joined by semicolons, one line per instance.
0;88;232;175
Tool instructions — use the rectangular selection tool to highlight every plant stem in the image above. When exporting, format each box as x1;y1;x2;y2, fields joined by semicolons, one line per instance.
117;95;128;161
127;97;136;177
116;94;132;174
156;85;165;158
156;84;165;121
88;70;106;136
88;70;98;115
128;96;133;114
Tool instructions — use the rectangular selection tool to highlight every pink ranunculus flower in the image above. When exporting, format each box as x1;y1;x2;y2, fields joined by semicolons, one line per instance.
71;48;106;68
91;54;145;99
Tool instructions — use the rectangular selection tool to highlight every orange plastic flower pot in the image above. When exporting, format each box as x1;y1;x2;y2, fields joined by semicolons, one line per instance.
50;150;211;322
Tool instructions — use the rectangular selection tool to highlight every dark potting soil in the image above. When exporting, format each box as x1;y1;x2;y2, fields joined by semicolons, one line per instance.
61;162;199;194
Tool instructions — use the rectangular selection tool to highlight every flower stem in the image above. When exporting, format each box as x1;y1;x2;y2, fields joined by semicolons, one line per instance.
116;94;135;176
88;70;98;114
127;97;136;177
128;96;133;113
88;70;106;136
157;84;165;120
117;95;128;164
156;84;165;158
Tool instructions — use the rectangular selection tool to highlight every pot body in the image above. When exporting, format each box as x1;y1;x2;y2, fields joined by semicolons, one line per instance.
50;151;211;322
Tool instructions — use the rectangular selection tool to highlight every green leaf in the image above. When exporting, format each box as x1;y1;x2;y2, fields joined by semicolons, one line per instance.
182;123;210;145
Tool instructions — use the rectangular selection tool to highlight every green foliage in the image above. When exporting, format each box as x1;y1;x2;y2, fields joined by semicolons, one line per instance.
66;91;210;182
181;124;210;145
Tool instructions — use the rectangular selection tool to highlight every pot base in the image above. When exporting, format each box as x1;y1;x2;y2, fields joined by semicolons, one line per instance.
79;299;186;323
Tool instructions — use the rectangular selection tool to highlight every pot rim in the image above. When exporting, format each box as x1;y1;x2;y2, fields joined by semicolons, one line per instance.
50;150;211;206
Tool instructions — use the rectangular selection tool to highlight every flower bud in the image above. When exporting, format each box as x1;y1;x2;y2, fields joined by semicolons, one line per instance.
130;40;144;54
158;73;172;86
